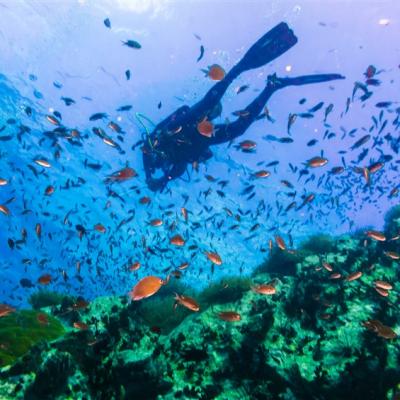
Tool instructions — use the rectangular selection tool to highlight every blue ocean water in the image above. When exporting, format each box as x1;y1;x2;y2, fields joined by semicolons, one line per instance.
0;0;399;308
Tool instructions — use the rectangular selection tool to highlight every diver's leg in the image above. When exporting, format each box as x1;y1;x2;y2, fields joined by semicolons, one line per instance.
209;73;345;145
187;22;298;121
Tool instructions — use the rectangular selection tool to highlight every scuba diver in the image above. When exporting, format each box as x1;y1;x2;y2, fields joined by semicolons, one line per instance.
141;22;344;191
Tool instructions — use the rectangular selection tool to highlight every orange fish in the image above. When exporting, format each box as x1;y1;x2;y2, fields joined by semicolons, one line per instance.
94;223;106;233
0;304;15;317
251;284;276;295
37;313;49;325
368;162;384;174
217;311;241;322
374;287;389;297
73;321;89;330
374;280;393;291
329;273;342;279
362;167;370;185
106;167;137;183
206;64;225;81
129;262;141;271
197;118;214;138
129;276;165;301
149;218;163;227
139;196;151;205
0;204;10;216
275;235;286;251
384;251;400;260
322;262;333;272
45;185;55;196
181;207;188;222
254;170;270;178
178;262;189;270
365;230;386;241
307;157;328;168
174;294;200;312
362;320;397;339
34;159;51;168
205;251;222;265
170;234;185;246
38;274;52;285
346;271;362;282
239;140;257;151
46;115;60;125
72;299;89;310
0;178;8;186
35;223;42;239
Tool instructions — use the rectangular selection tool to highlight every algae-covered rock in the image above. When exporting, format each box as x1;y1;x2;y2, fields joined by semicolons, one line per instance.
254;247;303;275
28;290;65;310
0;310;65;366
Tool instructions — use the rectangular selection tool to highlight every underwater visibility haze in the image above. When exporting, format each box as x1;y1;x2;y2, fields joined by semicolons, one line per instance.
0;0;400;398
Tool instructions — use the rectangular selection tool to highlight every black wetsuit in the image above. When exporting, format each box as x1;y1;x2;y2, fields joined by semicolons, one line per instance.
142;22;344;191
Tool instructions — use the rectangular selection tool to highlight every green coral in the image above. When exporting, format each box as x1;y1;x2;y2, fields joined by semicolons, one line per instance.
0;310;65;366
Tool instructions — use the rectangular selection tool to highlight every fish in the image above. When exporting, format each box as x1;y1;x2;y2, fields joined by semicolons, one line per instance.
73;322;89;330
362;320;397;339
89;112;107;121
117;105;132;112
197;118;214;137
197;45;204;62
237;140;257;151
34;159;51;168
306;157;328;168
217;311;241;322
129;276;165;300
251;284;276;295
374;280;392;291
37;313;49;325
205;251;222;265
94;223;106;233
236;85;250;95
103;18;111;28
61;97;75;106
106;167;137;183
346;271;362;282
275;235;286;250
324;103;334;122
287;113;297;134
0;304;15;317
365;230;386;241
254;170;270;179
38;274;52;285
174;294;200;311
170;234;185;246
0;205;10;216
308;101;324;113
351;135;370;150
122;39;142;49
125;70;131;80
203;64;225;81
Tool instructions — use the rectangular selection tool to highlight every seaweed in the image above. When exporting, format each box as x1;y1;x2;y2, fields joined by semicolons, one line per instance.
28;290;65;310
0;310;65;366
198;276;251;306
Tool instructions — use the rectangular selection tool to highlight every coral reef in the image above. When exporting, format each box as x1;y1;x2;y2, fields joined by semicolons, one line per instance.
0;311;65;367
0;223;399;399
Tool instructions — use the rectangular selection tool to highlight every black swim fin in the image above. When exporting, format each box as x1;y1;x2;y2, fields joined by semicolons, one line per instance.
275;73;345;87
235;22;298;72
